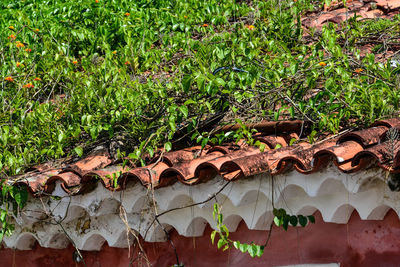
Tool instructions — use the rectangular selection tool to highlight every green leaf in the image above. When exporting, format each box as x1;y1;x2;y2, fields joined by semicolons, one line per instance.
221;224;229;238
274;111;279;121
201;137;208;148
215;78;226;87
239;243;249;253
74;147;83;157
282;218;289;231
290;62;298;75
164;141;172;152
58;132;65;143
272;208;279;217
211;231;216;244
277;208;287;217
13;187;28;208
0;210;7;221
289;138;297;146
205;101;212;111
184;99;196;105
169;119;176;132
90;127;97;140
256;245;264;257
213;203;219;214
307;215;316;224
179;106;189;118
248;244;257;257
289;215;298;226
259;143;266;152
274;144;282;149
289;106;295;118
217;238;225;249
298;215;307;227
146;147;154;158
274;216;282;227
233;241;240;249
182;75;192;92
218;213;223;224
2;185;9;199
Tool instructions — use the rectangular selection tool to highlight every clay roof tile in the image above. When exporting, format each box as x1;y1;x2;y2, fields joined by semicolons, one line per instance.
11;119;400;196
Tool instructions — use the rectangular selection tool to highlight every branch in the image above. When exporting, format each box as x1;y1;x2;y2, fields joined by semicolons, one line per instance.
143;181;231;240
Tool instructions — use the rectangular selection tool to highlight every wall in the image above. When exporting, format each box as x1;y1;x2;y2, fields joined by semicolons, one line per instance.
1;210;400;267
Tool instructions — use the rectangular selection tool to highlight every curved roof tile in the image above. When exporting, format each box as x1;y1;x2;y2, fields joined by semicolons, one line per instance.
9;118;400;195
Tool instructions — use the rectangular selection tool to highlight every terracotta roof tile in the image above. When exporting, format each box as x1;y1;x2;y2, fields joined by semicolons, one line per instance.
120;161;170;187
159;150;226;185
220;152;270;180
375;0;400;11
337;126;388;147
253;133;299;149
371;118;400;129
157;146;206;166
314;140;364;172
352;140;400;171
280;138;337;174
9;118;400;196
195;146;261;181
46;172;81;194
302;0;399;31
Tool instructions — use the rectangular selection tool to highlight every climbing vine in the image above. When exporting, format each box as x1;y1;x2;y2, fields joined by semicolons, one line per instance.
211;204;315;258
0;183;27;241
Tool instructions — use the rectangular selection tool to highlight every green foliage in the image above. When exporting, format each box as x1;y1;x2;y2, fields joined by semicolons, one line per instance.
0;0;399;176
211;203;316;257
212;203;264;257
0;0;400;242
0;183;27;240
273;208;315;230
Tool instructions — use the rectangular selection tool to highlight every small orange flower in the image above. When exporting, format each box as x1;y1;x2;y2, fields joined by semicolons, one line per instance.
16;42;25;48
35;28;39;32
25;48;32;52
16;62;24;68
246;25;255;30
112;51;117;54
318;62;327;67
125;12;130;16
23;83;34;88
202;23;208;27
184;15;188;19
95;0;99;2
5;77;14;82
125;61;130;65
34;77;42;81
8;26;14;30
355;68;363;73
72;60;78;65
8;34;16;40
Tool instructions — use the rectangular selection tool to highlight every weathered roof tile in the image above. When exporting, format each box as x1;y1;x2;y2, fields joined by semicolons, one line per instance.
10;118;400;196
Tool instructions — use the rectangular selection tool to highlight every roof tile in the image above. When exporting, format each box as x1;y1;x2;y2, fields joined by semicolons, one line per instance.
10;119;400;196
338;126;388;147
314;140;364;172
352;140;400;170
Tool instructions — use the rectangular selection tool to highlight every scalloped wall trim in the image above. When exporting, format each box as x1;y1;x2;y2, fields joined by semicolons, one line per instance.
4;165;399;251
